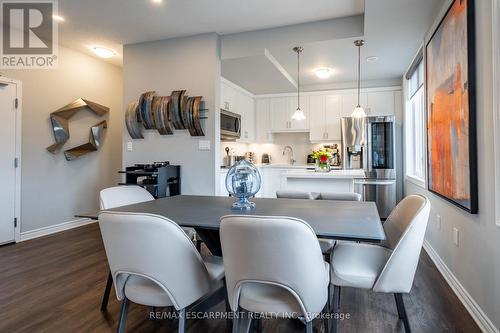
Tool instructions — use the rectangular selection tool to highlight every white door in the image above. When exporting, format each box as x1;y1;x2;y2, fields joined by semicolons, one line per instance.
0;81;18;244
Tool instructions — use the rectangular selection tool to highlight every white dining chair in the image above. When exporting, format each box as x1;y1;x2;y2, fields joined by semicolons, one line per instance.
220;215;330;333
99;211;225;333
98;185;197;311
329;194;430;333
276;190;320;200
317;192;362;256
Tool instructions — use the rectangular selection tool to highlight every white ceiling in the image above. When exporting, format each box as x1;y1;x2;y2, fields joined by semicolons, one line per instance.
57;0;364;66
222;0;445;94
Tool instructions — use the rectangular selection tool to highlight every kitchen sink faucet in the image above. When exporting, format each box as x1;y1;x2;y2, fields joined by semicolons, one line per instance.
283;145;296;165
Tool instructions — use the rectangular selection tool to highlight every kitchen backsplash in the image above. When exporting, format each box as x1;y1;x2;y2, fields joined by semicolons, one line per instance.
221;133;340;165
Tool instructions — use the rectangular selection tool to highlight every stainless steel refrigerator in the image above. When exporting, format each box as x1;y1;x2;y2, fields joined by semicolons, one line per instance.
341;116;397;218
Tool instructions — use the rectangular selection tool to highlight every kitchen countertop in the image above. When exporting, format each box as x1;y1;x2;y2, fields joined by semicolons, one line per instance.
283;169;365;179
221;163;342;170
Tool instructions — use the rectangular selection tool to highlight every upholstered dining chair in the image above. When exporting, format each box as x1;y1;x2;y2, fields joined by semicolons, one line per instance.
99;211;225;333
276;190;320;200
317;192;362;256
329;194;430;333
98;186;197;311
220;215;330;333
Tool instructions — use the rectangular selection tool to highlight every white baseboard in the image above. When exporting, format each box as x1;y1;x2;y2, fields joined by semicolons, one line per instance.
20;218;96;242
423;240;499;333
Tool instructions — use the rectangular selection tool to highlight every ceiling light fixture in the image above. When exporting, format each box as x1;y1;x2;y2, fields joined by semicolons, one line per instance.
315;67;332;79
53;14;65;22
91;46;116;59
352;40;366;119
292;46;306;121
366;56;379;63
151;0;163;4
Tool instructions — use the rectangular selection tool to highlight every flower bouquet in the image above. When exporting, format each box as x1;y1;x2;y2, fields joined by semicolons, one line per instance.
311;149;332;172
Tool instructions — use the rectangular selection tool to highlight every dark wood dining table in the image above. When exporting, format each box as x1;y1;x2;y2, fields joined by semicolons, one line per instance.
76;195;385;256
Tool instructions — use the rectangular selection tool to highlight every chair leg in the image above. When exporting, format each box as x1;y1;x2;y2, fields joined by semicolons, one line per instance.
305;320;313;333
394;293;411;333
116;298;129;333
178;308;186;333
101;271;113;311
223;279;233;332
233;307;252;333
332;285;341;333
323;302;330;333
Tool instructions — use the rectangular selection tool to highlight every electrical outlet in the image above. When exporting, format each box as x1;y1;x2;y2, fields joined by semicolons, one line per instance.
127;141;133;151
453;228;459;246
436;214;442;230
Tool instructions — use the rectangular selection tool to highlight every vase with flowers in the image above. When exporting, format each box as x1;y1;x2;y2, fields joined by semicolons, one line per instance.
312;149;332;172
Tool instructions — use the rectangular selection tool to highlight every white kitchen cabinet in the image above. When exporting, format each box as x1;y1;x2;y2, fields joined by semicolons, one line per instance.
237;91;255;142
261;168;285;198
309;94;341;142
309;95;326;141
219;170;229;197
341;92;368;118
367;91;395;116
255;99;273;143
325;94;342;141
220;81;237;111
269;96;309;132
270;97;289;131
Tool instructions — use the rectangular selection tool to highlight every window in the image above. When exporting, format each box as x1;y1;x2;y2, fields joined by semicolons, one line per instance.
405;58;426;185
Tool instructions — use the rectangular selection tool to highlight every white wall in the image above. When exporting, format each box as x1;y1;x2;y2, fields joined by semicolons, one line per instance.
405;0;500;331
123;33;221;195
1;46;123;233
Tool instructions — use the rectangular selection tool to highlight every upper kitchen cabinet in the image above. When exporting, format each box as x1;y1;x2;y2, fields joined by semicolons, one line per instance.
255;99;273;143
220;78;256;143
269;96;309;132
340;92;368;118
309;94;341;142
237;91;255;142
220;80;237;111
366;91;395;116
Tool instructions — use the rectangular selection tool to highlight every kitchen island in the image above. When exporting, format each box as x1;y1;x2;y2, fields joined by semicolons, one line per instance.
280;169;365;193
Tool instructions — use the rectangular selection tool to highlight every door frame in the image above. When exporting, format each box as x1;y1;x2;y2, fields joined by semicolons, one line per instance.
0;76;22;242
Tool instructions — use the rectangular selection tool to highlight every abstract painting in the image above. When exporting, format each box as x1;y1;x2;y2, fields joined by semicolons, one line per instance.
426;0;477;213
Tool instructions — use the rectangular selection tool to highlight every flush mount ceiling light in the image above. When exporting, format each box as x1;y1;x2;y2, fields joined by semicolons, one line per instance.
366;56;379;63
292;46;306;121
315;67;332;79
151;0;163;4
91;46;116;59
351;40;367;119
52;14;65;22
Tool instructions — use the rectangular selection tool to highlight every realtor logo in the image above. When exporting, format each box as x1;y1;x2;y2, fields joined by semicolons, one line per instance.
1;1;58;69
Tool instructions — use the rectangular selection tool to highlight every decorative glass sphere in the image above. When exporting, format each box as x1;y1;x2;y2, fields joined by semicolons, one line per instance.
225;160;261;210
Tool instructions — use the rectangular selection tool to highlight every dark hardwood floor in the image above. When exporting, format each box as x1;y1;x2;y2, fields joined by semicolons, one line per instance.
0;223;480;333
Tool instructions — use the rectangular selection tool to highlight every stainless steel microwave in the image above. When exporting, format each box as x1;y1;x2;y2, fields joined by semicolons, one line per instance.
221;109;241;141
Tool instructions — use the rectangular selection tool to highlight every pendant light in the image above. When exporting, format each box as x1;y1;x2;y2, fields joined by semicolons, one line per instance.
291;46;306;121
352;40;366;118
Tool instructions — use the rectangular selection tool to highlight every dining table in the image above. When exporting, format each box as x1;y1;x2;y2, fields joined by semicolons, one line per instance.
76;194;386;256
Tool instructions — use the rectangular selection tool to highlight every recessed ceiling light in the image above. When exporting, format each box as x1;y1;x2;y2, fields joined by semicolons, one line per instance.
314;68;332;79
91;46;116;59
53;14;65;22
366;56;379;63
151;0;163;4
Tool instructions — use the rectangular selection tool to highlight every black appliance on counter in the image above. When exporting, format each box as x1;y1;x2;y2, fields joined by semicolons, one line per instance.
119;162;180;198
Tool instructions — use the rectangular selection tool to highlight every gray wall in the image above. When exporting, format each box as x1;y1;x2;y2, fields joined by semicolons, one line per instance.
1;46;123;233
122;33;221;195
405;0;500;330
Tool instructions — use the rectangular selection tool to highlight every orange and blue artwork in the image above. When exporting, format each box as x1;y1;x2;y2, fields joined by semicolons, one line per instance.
426;0;477;213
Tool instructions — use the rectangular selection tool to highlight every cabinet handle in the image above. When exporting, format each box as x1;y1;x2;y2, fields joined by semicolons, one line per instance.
326;132;329;139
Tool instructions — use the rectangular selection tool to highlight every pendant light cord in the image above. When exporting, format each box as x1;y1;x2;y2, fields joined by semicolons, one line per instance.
357;43;361;107
297;49;300;110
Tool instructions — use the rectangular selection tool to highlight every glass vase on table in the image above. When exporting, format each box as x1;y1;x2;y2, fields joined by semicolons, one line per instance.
315;157;331;172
